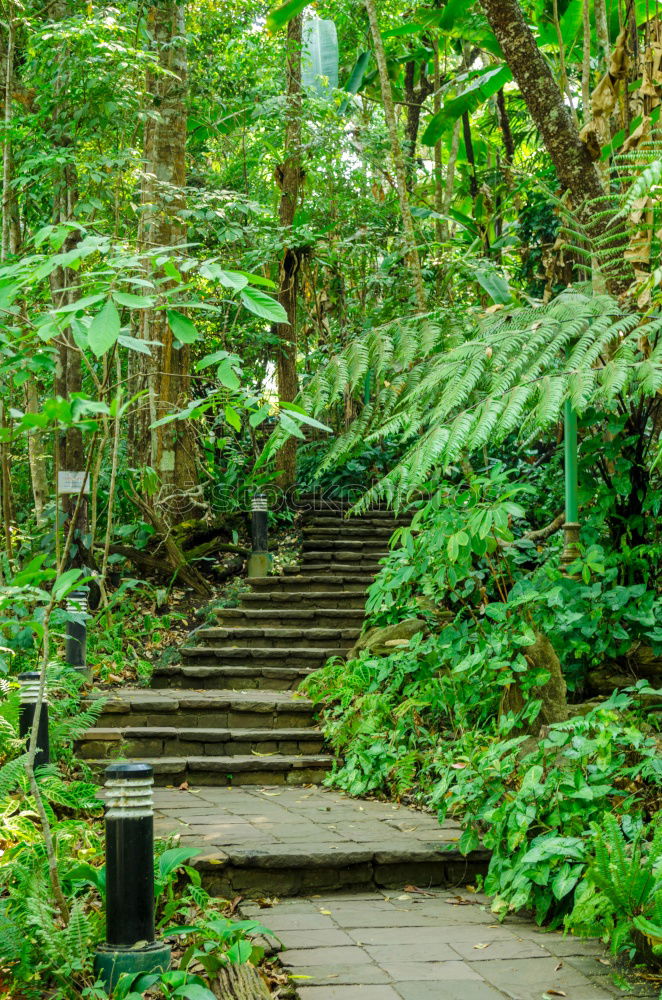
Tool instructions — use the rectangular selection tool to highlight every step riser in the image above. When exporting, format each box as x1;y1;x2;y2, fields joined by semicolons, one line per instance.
302;522;395;541
242;596;366;610
97;708;316;729
152;671;317;691
248;581;368;593
78;736;324;758
86;764;330;787
198;855;490;899
301;541;389;553
189;632;358;650
287;564;382;575
217;612;365;629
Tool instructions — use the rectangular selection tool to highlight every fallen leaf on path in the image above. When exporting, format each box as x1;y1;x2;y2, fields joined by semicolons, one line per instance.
403;885;435;896
474;943;491;950
543;990;567;997
319;909;332;915
178;781;189;791
554;962;563;972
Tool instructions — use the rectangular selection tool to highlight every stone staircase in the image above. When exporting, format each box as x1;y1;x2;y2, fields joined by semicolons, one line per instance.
78;503;407;786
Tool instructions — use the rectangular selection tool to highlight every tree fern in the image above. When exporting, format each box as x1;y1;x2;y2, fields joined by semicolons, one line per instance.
292;289;661;509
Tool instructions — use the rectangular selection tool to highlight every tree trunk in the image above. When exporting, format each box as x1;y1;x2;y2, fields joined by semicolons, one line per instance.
48;0;88;563
363;0;426;313
274;14;304;489
478;0;630;295
404;59;434;191
129;2;199;525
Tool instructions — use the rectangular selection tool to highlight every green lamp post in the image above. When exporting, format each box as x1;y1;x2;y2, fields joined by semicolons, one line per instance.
561;397;580;568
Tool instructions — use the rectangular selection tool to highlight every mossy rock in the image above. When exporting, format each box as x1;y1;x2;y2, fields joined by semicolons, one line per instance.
347;618;426;660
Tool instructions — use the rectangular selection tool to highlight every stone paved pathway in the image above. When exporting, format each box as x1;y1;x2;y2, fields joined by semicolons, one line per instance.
154;786;657;1000
243;892;657;1000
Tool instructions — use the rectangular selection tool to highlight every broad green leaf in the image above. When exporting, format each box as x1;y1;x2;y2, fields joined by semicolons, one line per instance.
279;411;306;439
173;985;217;1000
55;292;106;314
199;262;248;289
225;403;241;431
249;403;272;428
473;265;512;305
422;65;512;146
53;568;85;601
280;404;332;433
237;271;277;289
302;17;339;95
267;0;312;31
88;299;121;357
112;291;155;308
197;349;230;370
240;287;288;323
226;938;253;964
339;52;371;114
118;334;152;356
158;847;201;880
218;358;241;390
167;310;201;344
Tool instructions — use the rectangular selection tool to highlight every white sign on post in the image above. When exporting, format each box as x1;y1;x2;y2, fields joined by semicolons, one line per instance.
57;471;90;495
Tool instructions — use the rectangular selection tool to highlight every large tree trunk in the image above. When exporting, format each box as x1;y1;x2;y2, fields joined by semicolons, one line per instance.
363;0;426;313
478;0;630;296
274;14;304;489
129;2;199;524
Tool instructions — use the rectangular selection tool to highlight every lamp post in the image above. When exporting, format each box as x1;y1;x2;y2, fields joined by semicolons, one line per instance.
18;671;49;768
561;398;580;569
247;493;270;578
65;587;90;680
94;763;170;991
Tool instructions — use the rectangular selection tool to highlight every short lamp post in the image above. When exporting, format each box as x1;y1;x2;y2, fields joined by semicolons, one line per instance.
94;763;170;991
18;672;49;768
247;493;270;578
65;587;91;680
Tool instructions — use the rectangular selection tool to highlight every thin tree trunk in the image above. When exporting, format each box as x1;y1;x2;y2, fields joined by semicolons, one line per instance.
48;0;88;565
404;59;433;191
442;119;461;241
274;14;304;489
478;0;631;296
24;382;48;524
129;2;198;524
363;0;426;312
582;0;591;118
595;0;610;64
2;6;14;260
433;42;444;251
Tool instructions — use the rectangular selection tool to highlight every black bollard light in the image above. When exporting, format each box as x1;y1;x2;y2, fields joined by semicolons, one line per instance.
94;763;170;991
65;587;90;679
247;493;271;578
18;672;50;768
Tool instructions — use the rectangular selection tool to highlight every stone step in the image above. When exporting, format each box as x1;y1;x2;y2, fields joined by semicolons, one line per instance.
284;562;382;576
300;550;387;565
306;516;410;529
195;842;491;898
241;590;366;610
217;608;366;628
191;626;360;649
152;663;325;691
85;754;333;786
77;726;325;759
91;688;317;729
302;525;397;538
301;539;389;553
177;645;344;667
248;575;372;593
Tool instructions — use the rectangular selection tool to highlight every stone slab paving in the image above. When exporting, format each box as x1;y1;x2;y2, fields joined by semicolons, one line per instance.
242;892;658;1000
154;785;657;1000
